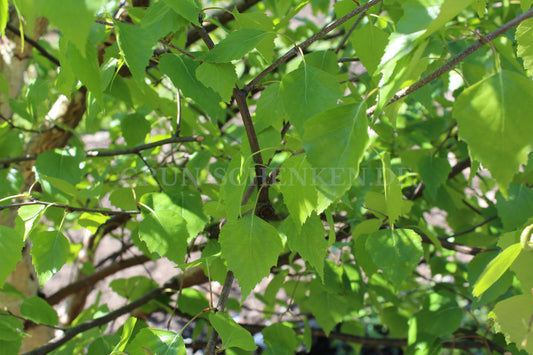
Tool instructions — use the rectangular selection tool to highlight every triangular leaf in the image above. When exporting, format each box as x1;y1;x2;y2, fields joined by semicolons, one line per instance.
30;230;70;285
198;29;268;63
454;71;533;193
114;21;156;88
160;54;225;120
196;62;237;102
219;215;283;300
489;295;533;354
303;103;369;200
280;65;343;135
209;312;257;351
162;0;201;24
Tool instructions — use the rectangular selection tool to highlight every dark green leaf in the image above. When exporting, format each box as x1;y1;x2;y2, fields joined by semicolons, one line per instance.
198;29;268;63
209;312;257;351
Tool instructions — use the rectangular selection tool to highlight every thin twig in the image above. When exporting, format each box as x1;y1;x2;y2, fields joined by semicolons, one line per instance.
192;23;215;50
0;135;204;166
204;271;234;355
245;0;383;91
335;10;366;54
367;7;533;117
0;200;139;215
5;24;60;67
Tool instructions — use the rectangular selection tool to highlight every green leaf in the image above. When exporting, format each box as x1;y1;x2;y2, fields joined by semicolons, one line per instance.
278;154;318;228
177;288;209;315
304;50;339;74
517;18;533;77
281;213;327;280
111;317;137;353
219;215;283;300
209;312;257;351
303;103;369;200
417;155;451;198
125;328;186;355
496;185;533;231
160;54;225;120
254;83;286;130
416;303;462;337
0;315;24;350
233;9;273;31
198;29;268;63
489;295;533;354
196;62;238;102
65;39;103;104
0;0;7;37
162;0;201;24
30;230;70;285
280;65;343;135
220;152;251;222
139;192;197;265
351;23;389;76
366;229;423;289
142;1;188;39
114;21;155;88
421;0;473;40
262;323;299;354
20;296;58;326
308;278;350;335
121;113;151;147
34;148;85;185
0;226;24;288
473;243;522;298
380;153;403;226
454;71;533;193
43;0;93;57
511;251;533;293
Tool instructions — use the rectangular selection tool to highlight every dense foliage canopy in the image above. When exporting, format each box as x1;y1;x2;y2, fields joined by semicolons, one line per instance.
1;0;533;354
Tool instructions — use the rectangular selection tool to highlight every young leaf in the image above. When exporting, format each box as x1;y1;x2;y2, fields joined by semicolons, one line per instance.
517;18;533;77
303;103;369;200
43;0;93;57
280;65;343;135
114;21;156;88
454;71;533;194
219;215;283;300
209;312;257;351
30;230;70;285
281;213;327;280
0;226;24;288
489;295;533;354
20;296;59;326
138;192;190;265
308;278;350;335
366;229;423;289
351;24;389;76
195;62;238;102
198;29;268;63
473;243;522;298
417;155;451;198
34;148;85;185
162;0;201;24
278;154;318;228
125;328;186;355
160;54;225;120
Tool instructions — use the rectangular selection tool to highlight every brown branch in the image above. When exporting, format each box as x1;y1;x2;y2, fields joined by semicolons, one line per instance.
23;266;208;355
244;0;383;92
0;135;204;166
367;7;533;117
0;200;139;216
192;23;215;50
46;255;150;305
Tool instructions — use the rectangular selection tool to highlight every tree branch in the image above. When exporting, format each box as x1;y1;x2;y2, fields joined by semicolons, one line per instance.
5;24;61;67
46;255;150;306
244;0;383;91
0;200;139;216
0;135;204;166
204;271;234;354
23;266;208;355
367;7;533;117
